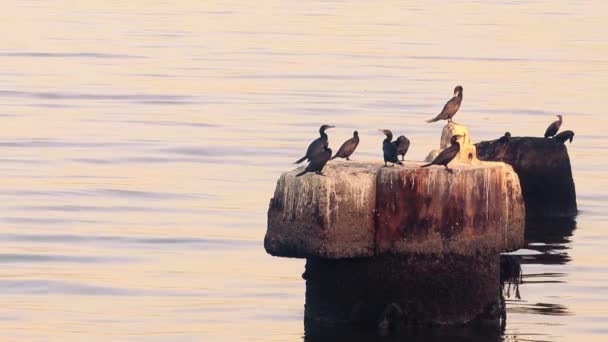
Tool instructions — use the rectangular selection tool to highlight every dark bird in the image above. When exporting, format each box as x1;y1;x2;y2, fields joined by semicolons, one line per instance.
497;132;511;144
296;145;332;177
554;130;575;144
393;135;410;161
421;134;463;173
379;129;403;167
426;85;463;123
544;115;563;138
331;131;360;160
294;124;334;164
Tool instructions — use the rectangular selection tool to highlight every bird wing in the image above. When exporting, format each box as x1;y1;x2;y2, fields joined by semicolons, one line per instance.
398;138;410;155
305;136;326;158
427;96;460;122
307;150;331;172
345;138;359;155
383;141;398;162
431;145;458;165
335;137;356;157
544;121;559;138
440;96;460;117
554;130;574;143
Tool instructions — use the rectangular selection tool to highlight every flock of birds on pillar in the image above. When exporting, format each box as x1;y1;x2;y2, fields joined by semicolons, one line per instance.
294;85;575;177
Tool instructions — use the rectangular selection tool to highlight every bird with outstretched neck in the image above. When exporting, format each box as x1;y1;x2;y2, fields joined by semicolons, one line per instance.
296;145;332;177
294;125;334;164
379;129;403;167
426;85;463;123
331;131;359;161
421;134;463;173
544;115;563;138
554;130;574;144
393;135;410;161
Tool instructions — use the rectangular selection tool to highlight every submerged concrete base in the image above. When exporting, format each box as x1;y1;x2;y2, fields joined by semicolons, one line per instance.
304;254;501;331
304;321;502;342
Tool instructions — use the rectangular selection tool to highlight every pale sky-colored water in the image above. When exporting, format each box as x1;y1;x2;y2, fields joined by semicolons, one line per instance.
0;1;607;341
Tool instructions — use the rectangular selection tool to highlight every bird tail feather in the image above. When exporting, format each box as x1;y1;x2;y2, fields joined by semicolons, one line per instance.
421;163;432;168
295;170;307;177
426;117;438;123
294;156;307;164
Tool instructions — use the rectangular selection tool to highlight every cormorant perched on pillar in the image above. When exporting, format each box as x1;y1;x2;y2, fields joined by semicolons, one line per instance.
379;129;402;167
554;130;575;144
294;124;334;164
393;135;410;161
331;131;360;160
426;85;463;123
421;134;463;173
296;145;332;177
544;115;563;138
497;132;511;144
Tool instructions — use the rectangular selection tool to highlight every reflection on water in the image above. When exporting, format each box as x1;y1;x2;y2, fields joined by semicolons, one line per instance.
524;217;577;265
508;302;570;317
504;217;584;340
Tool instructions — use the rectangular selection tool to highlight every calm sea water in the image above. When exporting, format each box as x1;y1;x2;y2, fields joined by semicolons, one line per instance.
1;1;607;341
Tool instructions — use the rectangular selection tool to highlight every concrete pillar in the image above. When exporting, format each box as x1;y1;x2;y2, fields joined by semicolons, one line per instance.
476;136;577;217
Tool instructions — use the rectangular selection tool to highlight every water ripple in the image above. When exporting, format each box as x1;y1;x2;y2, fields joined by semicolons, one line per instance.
0;234;258;249
0;280;208;297
1;217;105;225
0;51;145;59
0;90;193;102
0;253;130;263
97;188;208;200
12;205;196;213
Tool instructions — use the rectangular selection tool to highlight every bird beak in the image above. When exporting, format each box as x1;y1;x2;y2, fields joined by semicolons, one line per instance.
327;125;335;129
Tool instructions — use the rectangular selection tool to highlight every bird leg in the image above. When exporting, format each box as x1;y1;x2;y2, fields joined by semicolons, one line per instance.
444;165;454;173
346;157;350;161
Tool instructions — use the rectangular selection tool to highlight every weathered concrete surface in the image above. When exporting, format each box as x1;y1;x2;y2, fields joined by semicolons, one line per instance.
265;162;380;258
426;122;480;164
376;162;524;255
476;137;577;218
265;161;525;258
304;253;501;328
